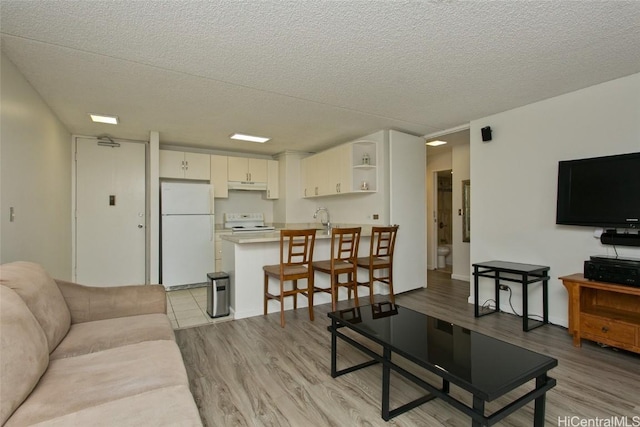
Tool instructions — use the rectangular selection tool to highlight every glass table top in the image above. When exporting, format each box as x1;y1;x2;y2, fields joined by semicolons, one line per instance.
329;303;557;401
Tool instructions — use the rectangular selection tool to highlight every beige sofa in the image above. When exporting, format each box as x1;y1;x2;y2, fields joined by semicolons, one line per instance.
0;262;202;426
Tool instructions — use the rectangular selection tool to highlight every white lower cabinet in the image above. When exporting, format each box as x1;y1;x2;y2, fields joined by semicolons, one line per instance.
215;231;231;272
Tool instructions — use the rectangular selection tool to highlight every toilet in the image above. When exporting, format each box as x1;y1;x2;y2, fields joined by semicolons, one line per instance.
437;246;450;269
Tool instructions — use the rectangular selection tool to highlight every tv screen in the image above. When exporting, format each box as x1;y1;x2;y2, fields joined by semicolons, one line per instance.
556;152;640;229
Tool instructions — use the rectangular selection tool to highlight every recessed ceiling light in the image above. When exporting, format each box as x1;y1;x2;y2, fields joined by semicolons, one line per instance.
89;113;119;125
426;140;447;146
230;133;270;143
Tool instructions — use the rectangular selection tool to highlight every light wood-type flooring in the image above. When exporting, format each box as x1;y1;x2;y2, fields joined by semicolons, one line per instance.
175;270;640;426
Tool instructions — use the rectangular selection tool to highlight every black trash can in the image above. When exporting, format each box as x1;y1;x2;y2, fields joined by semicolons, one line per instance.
206;272;230;318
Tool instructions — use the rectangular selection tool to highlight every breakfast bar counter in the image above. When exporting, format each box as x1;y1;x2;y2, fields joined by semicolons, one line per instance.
221;227;373;244
221;228;376;320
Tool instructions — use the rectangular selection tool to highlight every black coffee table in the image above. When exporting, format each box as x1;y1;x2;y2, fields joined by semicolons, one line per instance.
328;303;557;426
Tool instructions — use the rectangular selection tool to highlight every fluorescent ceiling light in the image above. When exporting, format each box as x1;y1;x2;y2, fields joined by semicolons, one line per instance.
426;140;447;146
230;133;270;143
89;114;119;125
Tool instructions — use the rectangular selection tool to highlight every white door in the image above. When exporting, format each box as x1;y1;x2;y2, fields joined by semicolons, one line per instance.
389;130;427;293
75;137;146;286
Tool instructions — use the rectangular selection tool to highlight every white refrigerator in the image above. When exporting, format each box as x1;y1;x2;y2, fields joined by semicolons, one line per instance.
161;181;215;288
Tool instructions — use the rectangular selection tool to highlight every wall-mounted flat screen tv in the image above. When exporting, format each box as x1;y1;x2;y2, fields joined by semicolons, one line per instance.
556;152;640;229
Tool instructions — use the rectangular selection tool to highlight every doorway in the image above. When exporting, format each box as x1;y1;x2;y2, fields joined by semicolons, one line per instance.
435;170;453;272
74;136;147;286
425;127;470;280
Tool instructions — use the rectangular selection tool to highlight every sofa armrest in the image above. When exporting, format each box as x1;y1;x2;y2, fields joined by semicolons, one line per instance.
55;280;167;324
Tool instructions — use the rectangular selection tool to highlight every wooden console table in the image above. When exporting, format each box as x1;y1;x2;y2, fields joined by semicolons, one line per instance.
560;274;640;354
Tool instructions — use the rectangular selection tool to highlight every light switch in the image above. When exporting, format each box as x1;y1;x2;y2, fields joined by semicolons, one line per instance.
10;207;15;222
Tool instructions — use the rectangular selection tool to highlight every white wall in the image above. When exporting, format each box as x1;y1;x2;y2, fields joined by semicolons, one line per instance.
272;152;291;223
388;129;427;292
272;151;313;224
470;72;640;327
0;52;72;279
149;131;160;283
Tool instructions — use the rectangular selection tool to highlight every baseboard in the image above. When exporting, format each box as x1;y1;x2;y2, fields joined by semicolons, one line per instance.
464;297;568;329
451;273;470;282
164;282;207;291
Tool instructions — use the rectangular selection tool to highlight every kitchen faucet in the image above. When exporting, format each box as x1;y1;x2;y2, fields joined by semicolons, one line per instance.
313;207;331;234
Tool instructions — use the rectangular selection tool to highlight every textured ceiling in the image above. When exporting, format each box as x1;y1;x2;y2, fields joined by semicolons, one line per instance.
2;1;640;155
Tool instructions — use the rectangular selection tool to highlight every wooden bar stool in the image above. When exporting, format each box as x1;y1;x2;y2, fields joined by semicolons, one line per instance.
312;227;361;312
356;225;399;304
263;229;316;327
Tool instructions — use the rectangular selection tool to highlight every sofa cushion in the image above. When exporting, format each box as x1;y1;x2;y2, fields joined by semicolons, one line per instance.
4;340;189;426
54;280;167;323
0;262;71;353
50;313;175;360
18;386;202;427
0;286;50;425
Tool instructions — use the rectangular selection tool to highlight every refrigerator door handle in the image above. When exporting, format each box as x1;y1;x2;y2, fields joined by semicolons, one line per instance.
210;215;214;241
209;184;214;214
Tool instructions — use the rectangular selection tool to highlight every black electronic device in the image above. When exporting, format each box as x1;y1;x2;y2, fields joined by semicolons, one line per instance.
556;152;640;229
584;256;640;287
481;126;492;142
600;230;640;247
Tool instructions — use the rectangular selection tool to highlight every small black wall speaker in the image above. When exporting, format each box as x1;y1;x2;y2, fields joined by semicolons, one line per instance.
481;126;492;142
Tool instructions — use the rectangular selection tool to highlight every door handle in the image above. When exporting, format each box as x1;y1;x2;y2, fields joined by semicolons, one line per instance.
138;224;144;228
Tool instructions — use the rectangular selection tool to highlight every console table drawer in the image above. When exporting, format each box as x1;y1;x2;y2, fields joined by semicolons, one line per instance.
580;314;636;343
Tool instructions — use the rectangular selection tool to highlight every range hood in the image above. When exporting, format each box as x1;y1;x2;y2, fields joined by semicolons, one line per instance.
227;181;267;191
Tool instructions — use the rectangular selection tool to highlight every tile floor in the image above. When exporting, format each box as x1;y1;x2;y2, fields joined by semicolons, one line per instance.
166;286;232;329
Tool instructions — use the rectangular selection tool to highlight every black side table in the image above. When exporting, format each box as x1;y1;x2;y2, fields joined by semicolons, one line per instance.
473;261;550;332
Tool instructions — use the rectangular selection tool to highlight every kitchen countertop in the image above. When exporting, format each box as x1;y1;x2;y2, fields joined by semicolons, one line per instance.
220;226;373;244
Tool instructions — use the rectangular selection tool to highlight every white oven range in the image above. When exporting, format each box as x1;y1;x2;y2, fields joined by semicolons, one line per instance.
224;213;275;233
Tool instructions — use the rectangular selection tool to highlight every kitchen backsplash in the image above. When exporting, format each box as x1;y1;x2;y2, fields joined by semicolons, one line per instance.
214;190;275;224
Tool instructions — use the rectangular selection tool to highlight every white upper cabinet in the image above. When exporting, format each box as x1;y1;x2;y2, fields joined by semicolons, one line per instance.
159;150;210;180
210;155;228;198
266;159;279;199
228;157;268;183
301;140;377;198
327;144;352;195
302;151;329;197
300;155;313;198
314;151;330;196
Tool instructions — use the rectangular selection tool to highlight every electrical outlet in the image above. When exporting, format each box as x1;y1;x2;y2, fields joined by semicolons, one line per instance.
499;285;509;291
